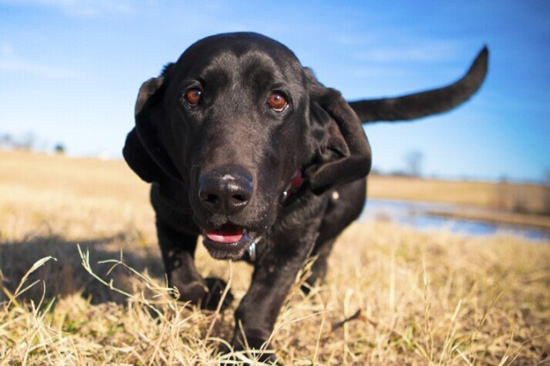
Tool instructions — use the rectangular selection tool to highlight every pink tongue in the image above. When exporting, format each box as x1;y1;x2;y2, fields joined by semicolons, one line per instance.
205;225;244;243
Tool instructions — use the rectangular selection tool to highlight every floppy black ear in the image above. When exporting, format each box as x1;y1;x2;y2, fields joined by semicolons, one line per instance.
123;127;163;182
307;88;372;194
122;71;181;182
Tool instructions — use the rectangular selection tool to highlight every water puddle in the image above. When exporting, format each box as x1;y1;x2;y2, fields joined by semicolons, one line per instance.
360;199;550;241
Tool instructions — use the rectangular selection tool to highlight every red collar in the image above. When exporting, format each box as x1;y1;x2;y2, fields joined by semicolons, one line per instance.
282;170;304;201
290;170;304;189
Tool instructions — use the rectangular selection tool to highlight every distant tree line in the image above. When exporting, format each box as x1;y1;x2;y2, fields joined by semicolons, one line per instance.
370;149;425;178
0;133;35;150
493;173;550;216
0;133;65;154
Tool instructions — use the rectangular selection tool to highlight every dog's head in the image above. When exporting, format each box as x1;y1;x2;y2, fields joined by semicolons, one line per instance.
123;32;371;259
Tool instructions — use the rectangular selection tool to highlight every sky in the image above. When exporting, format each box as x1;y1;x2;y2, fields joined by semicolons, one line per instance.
1;0;549;182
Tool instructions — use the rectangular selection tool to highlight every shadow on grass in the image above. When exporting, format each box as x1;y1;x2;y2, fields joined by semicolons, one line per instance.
0;232;165;305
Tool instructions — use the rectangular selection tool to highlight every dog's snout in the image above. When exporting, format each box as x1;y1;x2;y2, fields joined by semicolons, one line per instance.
198;166;253;215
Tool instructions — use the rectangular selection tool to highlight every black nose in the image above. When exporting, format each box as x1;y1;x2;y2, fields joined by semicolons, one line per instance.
198;166;253;215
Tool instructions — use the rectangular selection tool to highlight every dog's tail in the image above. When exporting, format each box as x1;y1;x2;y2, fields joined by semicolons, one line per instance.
349;46;488;124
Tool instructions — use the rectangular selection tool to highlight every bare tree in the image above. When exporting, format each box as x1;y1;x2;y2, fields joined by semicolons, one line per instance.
404;149;424;177
18;132;35;150
0;134;13;148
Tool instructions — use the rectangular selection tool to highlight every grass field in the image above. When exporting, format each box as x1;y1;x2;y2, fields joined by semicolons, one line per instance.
368;175;550;230
368;175;550;211
1;150;549;365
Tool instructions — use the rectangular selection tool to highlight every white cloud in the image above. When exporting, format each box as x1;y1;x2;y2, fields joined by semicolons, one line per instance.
0;59;84;79
0;44;84;79
0;0;135;17
349;65;411;79
0;42;85;80
355;41;463;63
1;43;15;57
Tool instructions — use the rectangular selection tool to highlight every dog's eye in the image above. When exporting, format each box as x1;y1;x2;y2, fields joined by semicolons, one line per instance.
185;89;202;107
267;92;288;112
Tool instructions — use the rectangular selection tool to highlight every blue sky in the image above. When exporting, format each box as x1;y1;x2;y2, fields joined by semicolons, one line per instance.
1;1;549;182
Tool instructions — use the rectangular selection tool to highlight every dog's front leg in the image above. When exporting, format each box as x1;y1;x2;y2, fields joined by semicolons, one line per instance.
230;228;318;360
156;219;232;310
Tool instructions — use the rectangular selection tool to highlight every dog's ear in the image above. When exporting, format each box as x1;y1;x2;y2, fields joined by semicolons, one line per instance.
123;69;181;182
307;85;372;194
123;127;163;182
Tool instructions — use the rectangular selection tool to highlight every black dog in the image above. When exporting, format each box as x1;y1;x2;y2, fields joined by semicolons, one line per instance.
123;32;487;359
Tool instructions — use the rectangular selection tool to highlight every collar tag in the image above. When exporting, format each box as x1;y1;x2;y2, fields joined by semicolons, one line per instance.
247;235;263;262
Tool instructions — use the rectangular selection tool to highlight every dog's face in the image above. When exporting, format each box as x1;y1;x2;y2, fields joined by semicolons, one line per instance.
124;33;371;259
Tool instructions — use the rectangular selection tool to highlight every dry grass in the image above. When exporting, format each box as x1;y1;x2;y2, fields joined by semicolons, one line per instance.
368;175;549;214
1;150;549;365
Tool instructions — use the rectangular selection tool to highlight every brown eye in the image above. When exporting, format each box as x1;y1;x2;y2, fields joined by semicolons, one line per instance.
268;92;288;112
185;89;202;106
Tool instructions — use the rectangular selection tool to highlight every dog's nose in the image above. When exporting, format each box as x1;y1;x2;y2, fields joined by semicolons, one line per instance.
198;166;253;215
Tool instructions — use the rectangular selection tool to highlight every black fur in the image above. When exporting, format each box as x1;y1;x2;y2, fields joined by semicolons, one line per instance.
123;32;488;361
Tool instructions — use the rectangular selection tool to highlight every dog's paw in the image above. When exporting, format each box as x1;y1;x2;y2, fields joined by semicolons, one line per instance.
223;330;280;365
218;342;280;365
172;279;208;305
201;277;234;311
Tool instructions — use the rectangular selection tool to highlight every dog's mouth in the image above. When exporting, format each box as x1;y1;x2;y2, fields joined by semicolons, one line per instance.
202;223;254;260
204;222;245;243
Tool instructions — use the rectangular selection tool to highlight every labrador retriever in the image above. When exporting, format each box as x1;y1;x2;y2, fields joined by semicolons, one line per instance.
123;32;488;360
